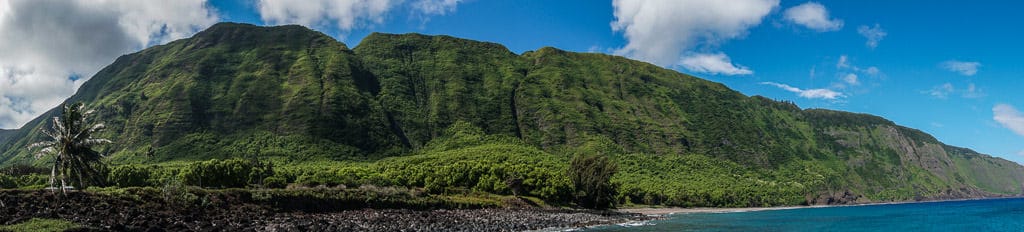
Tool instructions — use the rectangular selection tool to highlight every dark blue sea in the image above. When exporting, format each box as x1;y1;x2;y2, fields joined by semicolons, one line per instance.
589;198;1024;231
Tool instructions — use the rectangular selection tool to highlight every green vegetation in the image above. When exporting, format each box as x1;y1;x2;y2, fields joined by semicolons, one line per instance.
569;153;618;209
0;218;83;232
107;165;153;187
1;23;1022;210
180;158;274;188
613;154;825;207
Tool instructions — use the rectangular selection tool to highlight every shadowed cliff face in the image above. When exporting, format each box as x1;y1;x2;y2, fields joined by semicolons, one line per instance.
0;22;1020;202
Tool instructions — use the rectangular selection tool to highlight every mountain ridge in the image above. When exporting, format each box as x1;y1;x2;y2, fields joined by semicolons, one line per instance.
1;22;1021;205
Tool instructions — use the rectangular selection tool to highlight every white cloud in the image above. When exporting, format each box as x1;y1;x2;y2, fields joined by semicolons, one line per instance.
843;73;859;85
927;83;955;99
857;24;886;49
112;0;220;46
836;55;849;68
412;0;462;16
963;83;984;98
611;0;779;67
761;82;844;99
0;1;8;25
864;66;880;75
783;2;843;32
678;53;753;75
0;0;217;129
925;82;984;99
257;0;396;32
836;55;881;76
257;0;463;34
994;104;1024;137
941;60;981;76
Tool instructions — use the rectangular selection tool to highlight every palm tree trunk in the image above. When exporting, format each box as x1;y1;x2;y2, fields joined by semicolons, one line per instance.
49;163;57;192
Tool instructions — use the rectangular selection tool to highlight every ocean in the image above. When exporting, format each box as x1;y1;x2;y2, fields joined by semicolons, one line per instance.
588;198;1024;231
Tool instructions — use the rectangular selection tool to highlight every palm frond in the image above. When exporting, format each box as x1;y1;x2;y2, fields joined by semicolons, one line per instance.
33;147;56;159
87;123;105;132
28;141;55;149
80;138;112;147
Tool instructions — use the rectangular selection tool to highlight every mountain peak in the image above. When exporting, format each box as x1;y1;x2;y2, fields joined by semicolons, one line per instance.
355;32;513;56
188;22;346;50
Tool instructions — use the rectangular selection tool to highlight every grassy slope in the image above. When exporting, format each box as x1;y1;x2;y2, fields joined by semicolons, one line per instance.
0;23;1021;206
0;218;82;232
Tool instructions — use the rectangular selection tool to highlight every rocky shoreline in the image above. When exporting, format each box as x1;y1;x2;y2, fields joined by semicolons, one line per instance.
0;189;650;231
259;209;647;231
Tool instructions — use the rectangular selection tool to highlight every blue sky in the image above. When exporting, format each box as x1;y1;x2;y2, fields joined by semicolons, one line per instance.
2;0;1024;163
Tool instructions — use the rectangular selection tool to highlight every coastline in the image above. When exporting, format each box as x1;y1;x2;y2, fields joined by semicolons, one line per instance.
616;196;1022;216
617;205;817;215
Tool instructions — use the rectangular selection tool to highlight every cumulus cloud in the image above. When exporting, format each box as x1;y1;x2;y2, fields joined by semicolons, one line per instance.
761;82;843;100
257;0;395;32
678;53;753;75
112;0;221;47
941;60;981;76
0;0;217;129
611;0;778;70
257;0;463;34
783;2;843;32
994;104;1024;137
857;24;886;49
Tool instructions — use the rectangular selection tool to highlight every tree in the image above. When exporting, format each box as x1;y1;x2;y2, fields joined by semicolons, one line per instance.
505;175;523;197
569;153;618;209
29;102;111;192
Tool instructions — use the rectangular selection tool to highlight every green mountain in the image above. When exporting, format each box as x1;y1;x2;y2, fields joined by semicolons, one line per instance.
0;129;13;146
1;23;1021;206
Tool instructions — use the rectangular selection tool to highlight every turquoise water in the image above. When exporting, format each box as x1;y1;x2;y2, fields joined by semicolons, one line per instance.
590;198;1024;231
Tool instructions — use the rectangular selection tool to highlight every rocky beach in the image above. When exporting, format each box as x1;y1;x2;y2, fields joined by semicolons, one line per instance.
0;189;649;231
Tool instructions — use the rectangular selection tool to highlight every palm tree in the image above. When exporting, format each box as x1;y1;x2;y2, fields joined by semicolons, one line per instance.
29;102;111;193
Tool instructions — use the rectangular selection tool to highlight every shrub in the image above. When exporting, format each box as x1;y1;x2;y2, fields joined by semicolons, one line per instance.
1;164;47;176
108;165;153;187
15;174;48;189
179;158;274;188
263;176;287;188
0;174;15;188
295;171;345;187
569;153;618;209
